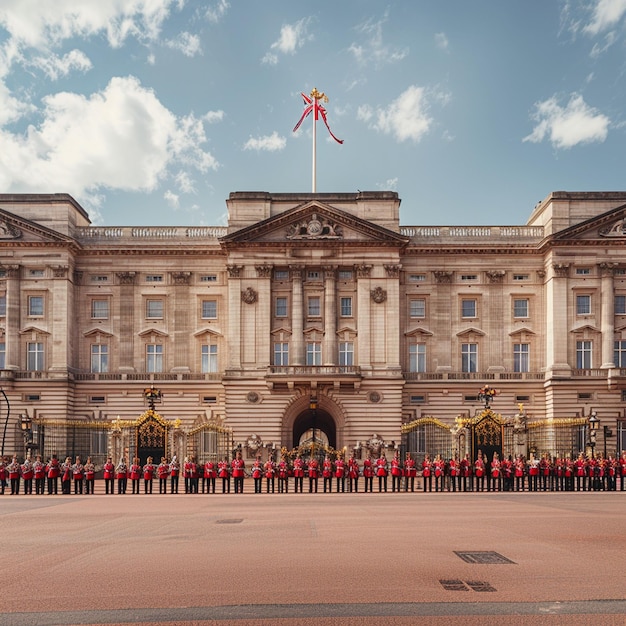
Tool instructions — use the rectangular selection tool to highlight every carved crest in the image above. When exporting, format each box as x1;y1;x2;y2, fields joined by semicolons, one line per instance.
599;218;626;238
0;220;22;239
241;287;257;304
286;213;342;240
370;286;387;303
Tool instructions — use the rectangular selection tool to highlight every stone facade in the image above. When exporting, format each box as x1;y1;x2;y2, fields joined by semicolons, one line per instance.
1;191;626;460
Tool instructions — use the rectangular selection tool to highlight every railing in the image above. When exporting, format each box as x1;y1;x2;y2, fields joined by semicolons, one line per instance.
74;226;228;241
267;365;361;376
73;372;224;382
403;371;545;381
571;369;608;378
399;225;545;242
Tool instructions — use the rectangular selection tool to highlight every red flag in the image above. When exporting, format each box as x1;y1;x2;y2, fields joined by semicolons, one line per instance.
293;91;343;144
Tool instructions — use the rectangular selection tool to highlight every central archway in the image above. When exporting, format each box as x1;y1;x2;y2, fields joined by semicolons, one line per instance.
292;408;336;449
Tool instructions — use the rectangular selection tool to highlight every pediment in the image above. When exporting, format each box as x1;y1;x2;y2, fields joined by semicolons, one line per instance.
270;326;292;336
570;323;600;334
220;201;409;247
509;327;536;337
19;325;50;335
0;208;77;245
456;327;485;338
405;327;434;337
552;203;626;242
138;328;169;338
83;328;113;338
193;327;223;338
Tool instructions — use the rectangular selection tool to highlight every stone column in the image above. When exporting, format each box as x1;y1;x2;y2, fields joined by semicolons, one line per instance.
323;266;337;365
226;265;242;370
170;272;191;370
116;272;136;371
290;266;304;365
255;264;272;369
546;263;571;375
599;262;616;369
49;264;70;373
5;265;20;370
356;265;372;369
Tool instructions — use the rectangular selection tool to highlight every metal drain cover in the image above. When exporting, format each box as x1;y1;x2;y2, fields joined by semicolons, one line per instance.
439;579;469;591
454;551;515;564
216;518;243;524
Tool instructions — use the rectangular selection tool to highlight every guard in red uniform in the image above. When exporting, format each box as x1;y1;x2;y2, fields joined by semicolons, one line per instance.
143;456;155;494
264;456;276;493
251;456;263;493
7;456;20;495
376;452;388;493
421;454;432;492
190;456;200;493
157;457;170;494
322;455;333;493
404;452;417;492
84;456;96;494
103;456;115;494
347;451;360;493
460;453;471;492
574;453;587;491
363;451;374;493
489;452;501;492
202;457;216;494
33;455;46;495
390;452;402;492
307;456;319;493
21;457;34;495
231;450;246;494
335;455;346;493
620;451;626;491
433;454;445;492
130;457;142;494
293;454;304;493
514;455;525;491
61;457;72;495
47;455;60;495
0;457;7;495
116;457;127;494
218;456;231;493
72;456;85;494
447;455;459;493
183;457;193;494
170;455;180;493
278;455;290;493
474;451;485;492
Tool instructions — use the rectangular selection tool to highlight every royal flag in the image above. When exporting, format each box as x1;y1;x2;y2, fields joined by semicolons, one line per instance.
293;88;343;144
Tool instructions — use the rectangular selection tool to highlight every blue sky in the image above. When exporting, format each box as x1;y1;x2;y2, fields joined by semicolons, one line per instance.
0;1;625;227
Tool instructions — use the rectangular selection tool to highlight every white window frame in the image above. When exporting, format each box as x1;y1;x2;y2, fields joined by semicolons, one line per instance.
409;343;426;373
146;344;163;372
274;342;289;366
306;342;321;366
461;299;476;319
201;344;218;373
146;299;164;319
338;341;354;366
461;343;477;373
91;344;109;373
201;300;217;319
513;343;530;373
576;340;592;369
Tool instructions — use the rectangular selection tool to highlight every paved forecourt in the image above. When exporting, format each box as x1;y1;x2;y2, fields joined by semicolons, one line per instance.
0;491;625;625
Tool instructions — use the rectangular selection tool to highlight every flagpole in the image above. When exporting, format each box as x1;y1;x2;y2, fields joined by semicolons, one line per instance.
312;101;317;193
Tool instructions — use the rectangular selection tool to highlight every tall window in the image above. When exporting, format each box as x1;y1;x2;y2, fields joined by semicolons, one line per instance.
146;344;163;372
27;342;44;371
614;341;626;367
91;344;108;373
275;297;287;317
306;342;321;366
338;342;354;366
0;342;5;369
461;343;477;373
513;343;530;373
146;299;163;319
409;299;426;318
461;299;476;318
307;296;321;317
513;299;529;318
615;295;626;315
0;294;5;317
576;295;591;315
274;342;289;366
409;344;426;373
201;344;218;373
576;340;592;369
28;295;44;316
340;297;352;317
201;300;217;319
91;299;109;319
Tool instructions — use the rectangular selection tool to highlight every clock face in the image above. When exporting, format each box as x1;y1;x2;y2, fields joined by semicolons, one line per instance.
307;219;322;235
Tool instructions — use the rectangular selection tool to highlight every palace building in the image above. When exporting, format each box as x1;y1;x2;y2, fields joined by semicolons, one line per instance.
0;190;625;466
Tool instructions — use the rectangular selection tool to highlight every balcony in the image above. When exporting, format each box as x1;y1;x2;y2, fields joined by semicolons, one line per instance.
403;371;545;382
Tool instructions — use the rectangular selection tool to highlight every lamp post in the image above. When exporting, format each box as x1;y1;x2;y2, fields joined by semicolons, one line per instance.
477;385;498;409
588;411;599;460
0;388;10;458
20;413;32;458
309;396;317;458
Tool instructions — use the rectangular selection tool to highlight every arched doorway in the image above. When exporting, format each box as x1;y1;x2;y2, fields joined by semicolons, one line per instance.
136;411;167;466
292;407;336;449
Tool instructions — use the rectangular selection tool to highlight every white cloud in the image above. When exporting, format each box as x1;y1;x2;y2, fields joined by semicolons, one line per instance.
243;132;286;152
360;85;440;143
28;49;92;80
205;0;230;24
583;0;626;35
434;32;449;51
175;170;196;194
350;11;408;67
165;31;202;57
523;93;610;149
376;177;398;191
0;79;34;125
204;110;224;123
262;18;313;64
164;189;179;208
0;76;219;207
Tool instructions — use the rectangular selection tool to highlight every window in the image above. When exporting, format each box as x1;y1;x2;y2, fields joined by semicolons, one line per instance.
406;425;426;453
91;344;108;373
146;299;163;319
0;342;5;369
618;421;626;459
307;271;320;280
91;431;108;455
91;299;109;319
340;297;352;317
146;344;163;372
576;340;592;369
576;295;591;315
615;295;626;315
513;274;529;281
28;295;44;316
274;342;289;366
306;342;321;366
201;344;218;373
274;270;289;280
199;274;217;282
408;274;426;283
410;395;426;404
338;270;353;280
614;341;626;367
409;298;425;318
461;274;477;281
513;343;530;373
461;299;476;318
338;342;354;366
275;297;287;317
409;344;426;373
91;275;108;283
576;268;591;275
27;342;44;371
513;299;529;318
29;269;44;277
201;300;217;319
308;296;321;317
145;275;163;282
0;294;5;317
461;343;477;373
